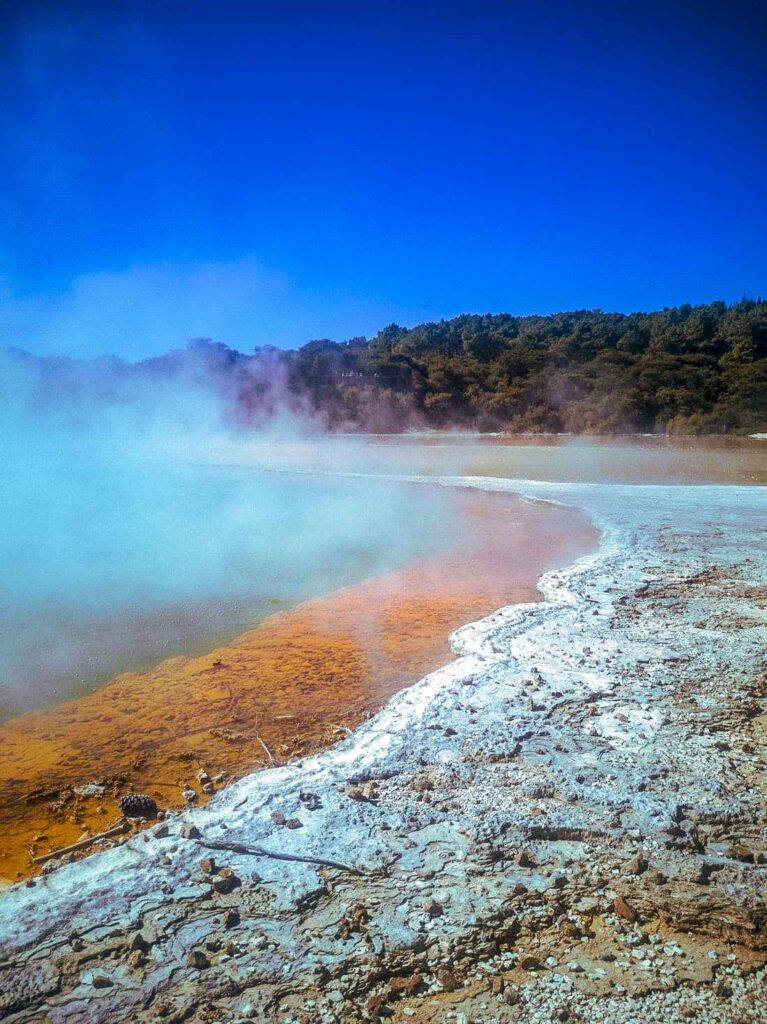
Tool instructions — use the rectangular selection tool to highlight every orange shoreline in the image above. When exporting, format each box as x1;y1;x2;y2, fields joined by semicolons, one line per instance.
0;490;597;883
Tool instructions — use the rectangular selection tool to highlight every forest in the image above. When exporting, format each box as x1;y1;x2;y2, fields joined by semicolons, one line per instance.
3;299;765;435
274;298;767;434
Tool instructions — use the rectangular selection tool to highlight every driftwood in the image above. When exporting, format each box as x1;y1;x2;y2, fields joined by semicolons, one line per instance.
32;821;130;865
31;821;364;875
195;835;366;876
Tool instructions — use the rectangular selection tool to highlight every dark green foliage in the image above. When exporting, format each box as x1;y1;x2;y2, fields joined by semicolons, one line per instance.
262;299;767;434
6;299;763;435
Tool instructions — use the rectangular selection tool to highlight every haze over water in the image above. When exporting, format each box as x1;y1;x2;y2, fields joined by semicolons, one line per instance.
208;433;767;486
0;459;467;719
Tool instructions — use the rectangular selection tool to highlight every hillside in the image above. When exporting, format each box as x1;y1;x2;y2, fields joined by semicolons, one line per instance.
282;299;767;434
2;299;765;435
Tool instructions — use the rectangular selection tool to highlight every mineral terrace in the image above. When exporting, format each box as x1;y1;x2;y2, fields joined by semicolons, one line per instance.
0;480;765;1024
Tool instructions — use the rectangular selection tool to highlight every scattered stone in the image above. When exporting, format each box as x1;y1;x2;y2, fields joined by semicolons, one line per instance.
345;783;378;803
412;778;434;793
645;868;668;885
626;852;648;875
715;977;734;997
187;950;210;970
559;918;581;939
337;903;369;940
388;973;423;997
129;931;151;952
366;993;388;1017
516;849;537;868
727;843;754;863
212;869;241;894
614;896;639;923
423;900;443;918
73;783;107;798
180;824;201;840
435;968;460;991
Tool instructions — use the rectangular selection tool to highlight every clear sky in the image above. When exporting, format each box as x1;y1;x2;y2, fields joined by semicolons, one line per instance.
1;0;765;358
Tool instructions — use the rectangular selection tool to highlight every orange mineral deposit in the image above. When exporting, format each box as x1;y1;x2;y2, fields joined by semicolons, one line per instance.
0;490;596;882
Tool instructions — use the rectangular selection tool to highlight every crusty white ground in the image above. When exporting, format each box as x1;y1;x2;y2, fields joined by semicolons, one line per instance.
0;479;765;1024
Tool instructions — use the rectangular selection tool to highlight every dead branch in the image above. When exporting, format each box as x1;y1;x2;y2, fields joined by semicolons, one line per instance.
32;821;130;864
195;835;366;876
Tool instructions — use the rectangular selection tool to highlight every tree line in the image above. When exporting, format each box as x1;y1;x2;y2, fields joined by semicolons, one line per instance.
271;298;767;434
3;298;765;435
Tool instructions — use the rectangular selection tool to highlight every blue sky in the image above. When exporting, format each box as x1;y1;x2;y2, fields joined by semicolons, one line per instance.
1;0;765;358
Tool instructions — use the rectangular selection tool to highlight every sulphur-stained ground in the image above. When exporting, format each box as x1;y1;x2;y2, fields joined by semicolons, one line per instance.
0;480;765;1024
0;490;593;884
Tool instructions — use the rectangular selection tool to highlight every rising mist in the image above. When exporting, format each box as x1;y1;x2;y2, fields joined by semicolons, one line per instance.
0;346;461;717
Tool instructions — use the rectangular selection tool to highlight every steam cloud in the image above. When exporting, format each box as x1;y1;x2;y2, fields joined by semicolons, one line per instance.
0;345;459;717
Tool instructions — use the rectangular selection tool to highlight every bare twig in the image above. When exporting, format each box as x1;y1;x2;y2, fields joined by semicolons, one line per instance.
257;736;278;765
195;836;366;876
32;822;130;865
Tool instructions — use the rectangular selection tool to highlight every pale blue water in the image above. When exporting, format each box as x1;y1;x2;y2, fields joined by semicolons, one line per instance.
0;459;460;718
4;431;758;720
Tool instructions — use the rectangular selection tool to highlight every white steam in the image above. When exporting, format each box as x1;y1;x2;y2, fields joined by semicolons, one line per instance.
0;348;460;717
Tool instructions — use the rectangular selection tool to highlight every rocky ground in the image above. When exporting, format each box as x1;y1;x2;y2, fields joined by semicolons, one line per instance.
0;481;765;1024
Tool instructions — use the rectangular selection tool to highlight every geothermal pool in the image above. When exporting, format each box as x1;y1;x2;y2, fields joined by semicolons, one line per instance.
0;434;761;881
0;465;471;720
0;471;595;880
209;432;767;485
3;435;759;720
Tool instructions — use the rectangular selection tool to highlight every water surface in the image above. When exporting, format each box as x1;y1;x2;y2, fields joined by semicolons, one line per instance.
219;433;766;485
0;464;463;718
